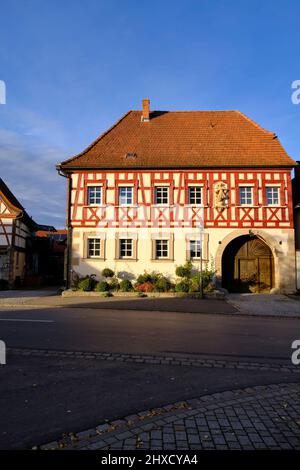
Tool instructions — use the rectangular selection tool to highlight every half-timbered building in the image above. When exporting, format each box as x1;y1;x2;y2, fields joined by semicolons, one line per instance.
58;100;296;293
0;178;36;287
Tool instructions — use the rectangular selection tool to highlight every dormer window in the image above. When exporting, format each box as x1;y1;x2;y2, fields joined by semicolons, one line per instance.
125;152;137;159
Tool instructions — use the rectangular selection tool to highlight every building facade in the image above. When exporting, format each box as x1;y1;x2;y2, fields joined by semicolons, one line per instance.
0;178;35;287
58;100;296;293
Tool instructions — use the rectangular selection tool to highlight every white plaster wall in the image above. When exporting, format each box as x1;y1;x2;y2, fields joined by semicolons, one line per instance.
70;227;295;286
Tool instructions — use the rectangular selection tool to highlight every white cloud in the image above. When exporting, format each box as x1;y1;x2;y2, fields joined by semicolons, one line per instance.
0;112;68;227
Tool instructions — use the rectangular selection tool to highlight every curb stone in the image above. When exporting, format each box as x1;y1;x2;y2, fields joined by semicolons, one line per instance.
8;347;300;373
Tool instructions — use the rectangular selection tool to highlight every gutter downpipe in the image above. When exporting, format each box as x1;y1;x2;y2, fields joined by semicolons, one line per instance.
57;167;72;289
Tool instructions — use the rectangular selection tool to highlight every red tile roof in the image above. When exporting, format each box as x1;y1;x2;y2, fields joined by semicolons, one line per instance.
58;110;295;169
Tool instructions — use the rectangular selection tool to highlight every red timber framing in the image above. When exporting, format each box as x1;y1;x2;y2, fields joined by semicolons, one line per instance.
69;169;294;230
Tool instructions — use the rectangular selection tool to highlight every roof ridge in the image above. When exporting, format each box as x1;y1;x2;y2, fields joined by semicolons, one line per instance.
131;109;237;113
58;110;133;167
234;110;274;136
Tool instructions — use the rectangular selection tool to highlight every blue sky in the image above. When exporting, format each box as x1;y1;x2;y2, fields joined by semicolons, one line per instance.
0;0;300;227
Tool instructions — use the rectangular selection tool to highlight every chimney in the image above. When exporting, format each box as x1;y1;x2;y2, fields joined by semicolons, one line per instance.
141;98;150;122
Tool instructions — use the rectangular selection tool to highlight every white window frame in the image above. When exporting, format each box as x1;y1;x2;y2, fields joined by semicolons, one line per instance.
266;186;280;206
239;186;253;206
155;186;169;205
188;187;202;205
119;238;133;258
190;240;201;259
87;238;101;258
119;187;133;206
87;186;102;205
155;239;169;259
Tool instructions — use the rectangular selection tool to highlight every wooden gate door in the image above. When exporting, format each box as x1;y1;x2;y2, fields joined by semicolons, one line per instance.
234;238;273;293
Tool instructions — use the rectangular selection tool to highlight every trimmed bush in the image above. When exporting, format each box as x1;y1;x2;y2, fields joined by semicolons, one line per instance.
109;277;120;291
95;281;110;292
175;279;190;293
175;261;193;279
119;279;133;292
135;281;155;293
136;272;153;284
154;275;171;292
101;268;115;279
189;274;200;293
200;267;215;290
78;277;91;291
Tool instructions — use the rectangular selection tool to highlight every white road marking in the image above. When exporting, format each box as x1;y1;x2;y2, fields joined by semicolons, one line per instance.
0;319;54;323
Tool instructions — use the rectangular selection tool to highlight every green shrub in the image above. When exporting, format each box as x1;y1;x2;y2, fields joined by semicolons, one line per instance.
189;274;200;293
175;279;190;293
189;265;215;292
109;277;120;291
101;268;115;278
136;272;153;284
78;277;91;291
175;261;193;279
201;269;215;290
154;275;171;292
137;292;147;298
120;279;133;292
95;281;110;292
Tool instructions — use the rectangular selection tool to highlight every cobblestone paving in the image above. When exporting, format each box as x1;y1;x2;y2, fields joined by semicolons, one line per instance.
41;383;300;450
8;348;300;374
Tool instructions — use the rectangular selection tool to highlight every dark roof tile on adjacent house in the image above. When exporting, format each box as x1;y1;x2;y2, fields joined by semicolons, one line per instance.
58;108;295;170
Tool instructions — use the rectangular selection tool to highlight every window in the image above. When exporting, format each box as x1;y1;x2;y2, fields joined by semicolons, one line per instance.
88;238;101;257
88;186;102;205
190;240;201;258
120;239;133;258
155;239;169;258
239;186;253;205
188;187;202;205
119;187;133;205
266;187;279;205
155;186;169;204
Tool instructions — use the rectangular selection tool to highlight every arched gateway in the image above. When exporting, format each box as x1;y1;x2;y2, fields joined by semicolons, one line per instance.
221;235;274;293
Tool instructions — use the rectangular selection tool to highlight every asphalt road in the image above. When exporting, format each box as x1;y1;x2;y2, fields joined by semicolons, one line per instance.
0;354;297;450
1;304;300;449
0;305;299;361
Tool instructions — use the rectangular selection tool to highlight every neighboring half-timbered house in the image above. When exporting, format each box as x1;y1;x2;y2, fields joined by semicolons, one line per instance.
0;178;35;287
57;100;296;293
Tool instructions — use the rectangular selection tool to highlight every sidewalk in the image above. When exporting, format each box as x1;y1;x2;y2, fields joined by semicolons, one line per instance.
1;290;300;317
227;294;300;318
41;383;300;450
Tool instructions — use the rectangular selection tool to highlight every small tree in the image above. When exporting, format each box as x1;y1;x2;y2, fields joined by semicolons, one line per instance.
175;261;193;279
101;268;115;279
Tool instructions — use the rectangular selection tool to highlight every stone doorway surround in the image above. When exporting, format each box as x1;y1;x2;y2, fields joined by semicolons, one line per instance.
215;229;296;294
